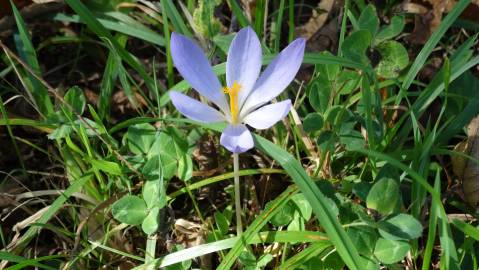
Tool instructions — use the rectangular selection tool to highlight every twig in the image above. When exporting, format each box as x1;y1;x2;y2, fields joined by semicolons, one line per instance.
233;153;243;235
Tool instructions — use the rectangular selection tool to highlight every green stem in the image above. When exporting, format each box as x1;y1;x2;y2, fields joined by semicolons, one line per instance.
233;153;243;235
145;235;156;270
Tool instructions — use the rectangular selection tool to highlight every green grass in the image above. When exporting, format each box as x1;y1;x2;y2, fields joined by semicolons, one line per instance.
1;1;479;269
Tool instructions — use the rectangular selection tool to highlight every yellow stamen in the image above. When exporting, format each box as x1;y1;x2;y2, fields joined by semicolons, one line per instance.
223;81;241;123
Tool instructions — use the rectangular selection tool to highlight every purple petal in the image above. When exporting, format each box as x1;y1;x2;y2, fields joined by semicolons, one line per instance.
220;124;254;153
243;99;292;129
170;33;229;113
226;27;262;108
170;91;225;123
240;38;305;119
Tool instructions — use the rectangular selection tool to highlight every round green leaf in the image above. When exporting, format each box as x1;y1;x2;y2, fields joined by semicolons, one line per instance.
303;113;324;133
378;214;423;240
126;123;157;155
142;206;160;235
366;178;399;216
375;40;409;78
112;195;148;225
269;201;295;227
374;238;410;264
291;193;313;220
347;226;378;256
342;30;372;65
376;16;405;43
358;5;379;36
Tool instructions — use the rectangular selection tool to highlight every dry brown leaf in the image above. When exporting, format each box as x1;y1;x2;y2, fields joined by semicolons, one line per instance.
451;116;479;209
404;0;479;44
295;0;335;40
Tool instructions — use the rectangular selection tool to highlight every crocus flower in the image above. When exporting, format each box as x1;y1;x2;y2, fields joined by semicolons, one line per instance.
169;27;305;153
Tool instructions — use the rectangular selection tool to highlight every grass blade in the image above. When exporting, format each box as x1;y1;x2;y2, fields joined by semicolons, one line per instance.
133;230;327;269
9;0;53;115
62;0;159;94
226;0;250;28
279;242;332;270
216;186;298;269
254;136;363;270
8;173;93;253
53;13;165;47
162;0;192;36
421;169;440;270
398;0;470;102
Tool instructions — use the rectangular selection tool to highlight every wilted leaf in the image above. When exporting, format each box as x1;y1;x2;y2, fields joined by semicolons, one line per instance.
452;116;479;209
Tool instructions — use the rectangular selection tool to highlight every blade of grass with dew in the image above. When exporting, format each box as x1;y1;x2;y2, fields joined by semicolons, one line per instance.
9;0;53;115
62;0;159;93
254;135;363;270
398;0;470;103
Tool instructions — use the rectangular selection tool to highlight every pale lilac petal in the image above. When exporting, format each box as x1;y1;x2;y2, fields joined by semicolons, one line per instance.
243;100;292;129
170;33;229;113
226;27;262;107
220;124;254;153
170;91;225;123
239;38;305;119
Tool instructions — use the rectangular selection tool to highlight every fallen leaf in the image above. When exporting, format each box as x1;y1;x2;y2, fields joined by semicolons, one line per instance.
451;116;479;209
295;0;335;40
404;0;479;44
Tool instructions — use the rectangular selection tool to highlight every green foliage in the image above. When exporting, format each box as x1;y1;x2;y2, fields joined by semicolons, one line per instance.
378;214;423;240
341;4;409;79
373;238;410;264
2;0;479;269
193;0;223;37
239;251;273;270
366;178;399;216
112;195;148;225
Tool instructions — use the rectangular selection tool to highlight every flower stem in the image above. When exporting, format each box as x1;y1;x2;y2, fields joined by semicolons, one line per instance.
144;235;156;270
233;153;243;235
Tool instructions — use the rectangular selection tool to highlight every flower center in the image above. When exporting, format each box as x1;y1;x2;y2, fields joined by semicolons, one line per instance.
223;81;241;124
